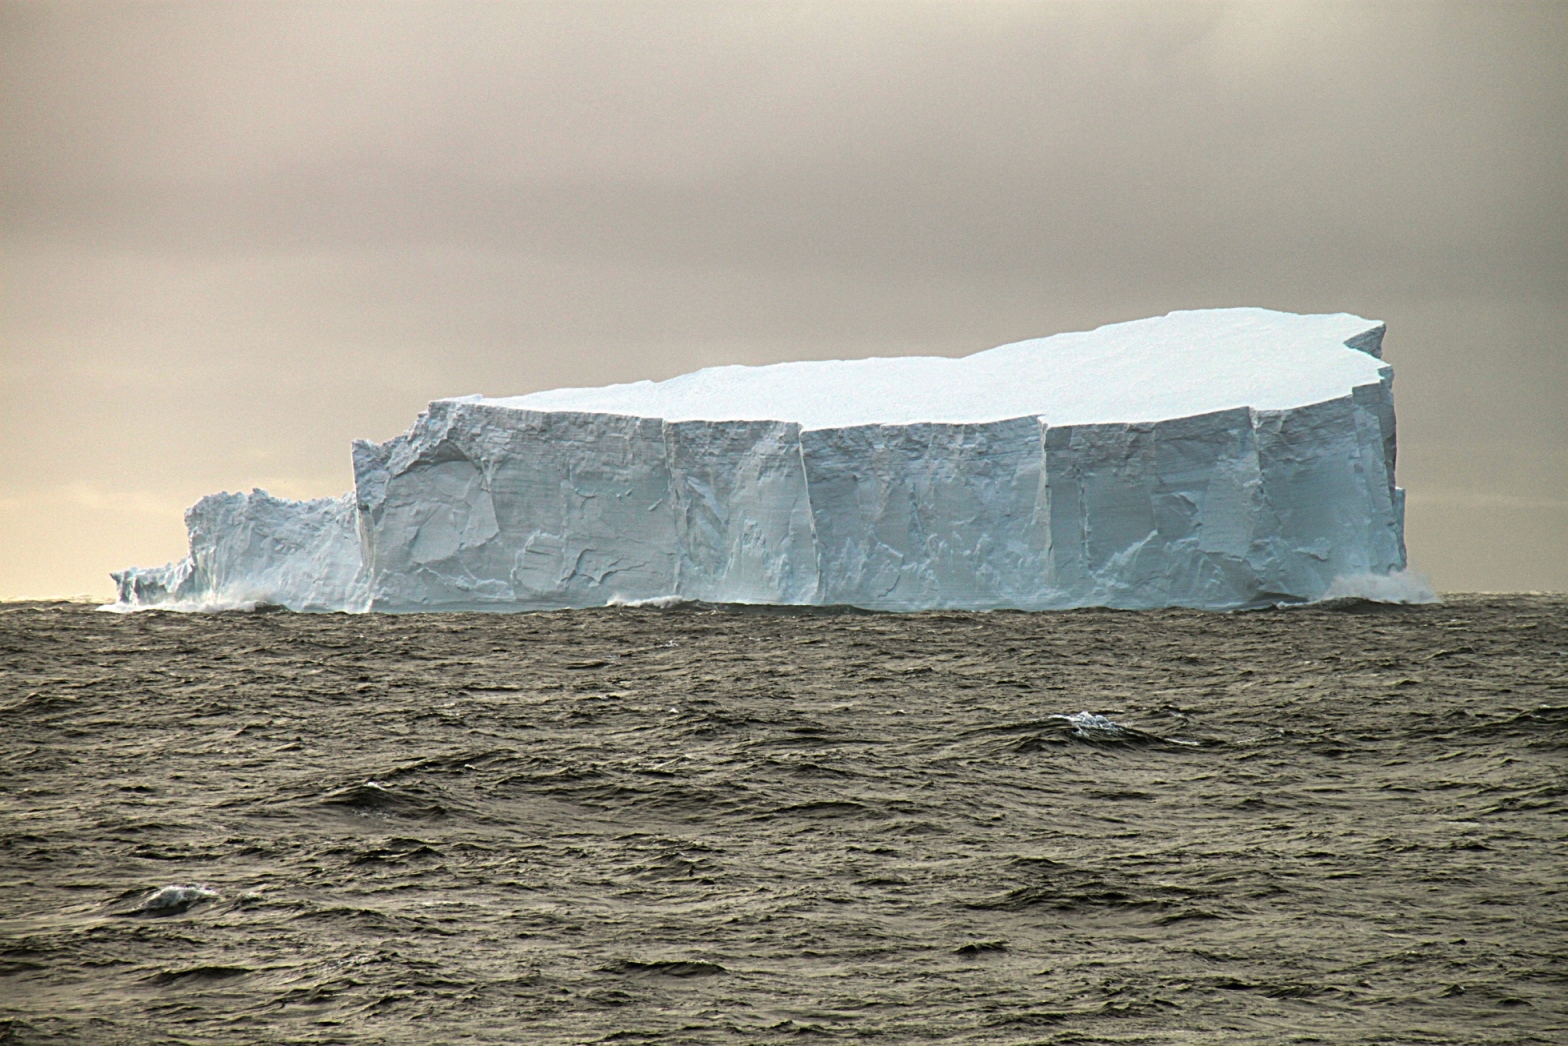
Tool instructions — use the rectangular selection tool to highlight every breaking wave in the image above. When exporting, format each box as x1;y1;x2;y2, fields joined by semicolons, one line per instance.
133;884;219;915
98;595;285;614
606;594;692;609
1317;569;1439;605
1048;711;1202;747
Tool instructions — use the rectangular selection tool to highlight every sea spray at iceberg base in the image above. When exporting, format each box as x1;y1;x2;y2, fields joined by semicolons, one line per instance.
111;308;1419;612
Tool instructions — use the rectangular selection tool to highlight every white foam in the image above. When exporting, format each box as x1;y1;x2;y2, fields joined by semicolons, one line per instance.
1051;711;1130;740
137;884;219;914
606;594;692;609
98;594;274;614
1318;569;1439;605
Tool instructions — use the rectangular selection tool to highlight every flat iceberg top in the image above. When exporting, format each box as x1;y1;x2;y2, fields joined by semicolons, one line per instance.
471;308;1387;430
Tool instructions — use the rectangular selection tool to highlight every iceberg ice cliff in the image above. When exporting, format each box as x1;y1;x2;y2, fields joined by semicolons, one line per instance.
112;308;1411;612
112;491;366;612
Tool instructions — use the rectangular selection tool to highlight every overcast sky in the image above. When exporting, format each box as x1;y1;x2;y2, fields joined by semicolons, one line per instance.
2;0;1564;599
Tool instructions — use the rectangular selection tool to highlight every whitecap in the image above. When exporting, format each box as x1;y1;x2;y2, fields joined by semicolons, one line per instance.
136;884;219;915
1050;711;1130;741
98;595;278;614
1048;711;1202;747
606;594;690;609
1317;568;1439;605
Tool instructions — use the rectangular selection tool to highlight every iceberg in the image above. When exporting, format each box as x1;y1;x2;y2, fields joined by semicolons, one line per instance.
111;490;365;612
111;308;1411;613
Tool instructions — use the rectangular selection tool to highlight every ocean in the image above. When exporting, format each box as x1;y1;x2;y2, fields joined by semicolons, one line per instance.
1;595;1564;1044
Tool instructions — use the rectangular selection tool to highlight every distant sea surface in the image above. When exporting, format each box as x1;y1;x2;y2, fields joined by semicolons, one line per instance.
1;596;1564;1045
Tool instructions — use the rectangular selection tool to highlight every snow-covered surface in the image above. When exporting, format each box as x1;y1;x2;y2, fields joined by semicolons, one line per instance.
485;309;1389;429
108;308;1414;613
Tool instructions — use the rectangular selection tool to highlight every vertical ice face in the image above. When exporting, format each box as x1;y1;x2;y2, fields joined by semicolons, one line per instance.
800;418;1049;610
664;419;819;605
354;402;681;610
109;308;1414;612
1043;408;1266;608
352;408;823;609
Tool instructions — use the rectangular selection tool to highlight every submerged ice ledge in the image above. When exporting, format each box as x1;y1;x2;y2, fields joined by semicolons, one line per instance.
111;308;1422;613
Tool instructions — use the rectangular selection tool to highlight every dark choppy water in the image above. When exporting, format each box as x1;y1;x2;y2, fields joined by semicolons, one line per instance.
2;596;1565;1044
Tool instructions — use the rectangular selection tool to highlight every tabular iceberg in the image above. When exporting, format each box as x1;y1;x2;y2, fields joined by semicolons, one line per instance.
111;308;1412;613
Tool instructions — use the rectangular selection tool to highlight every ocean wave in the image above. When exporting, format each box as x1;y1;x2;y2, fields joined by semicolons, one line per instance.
97;594;286;614
133;884;219;916
1048;711;1202;747
605;594;692;609
1316;569;1439;605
